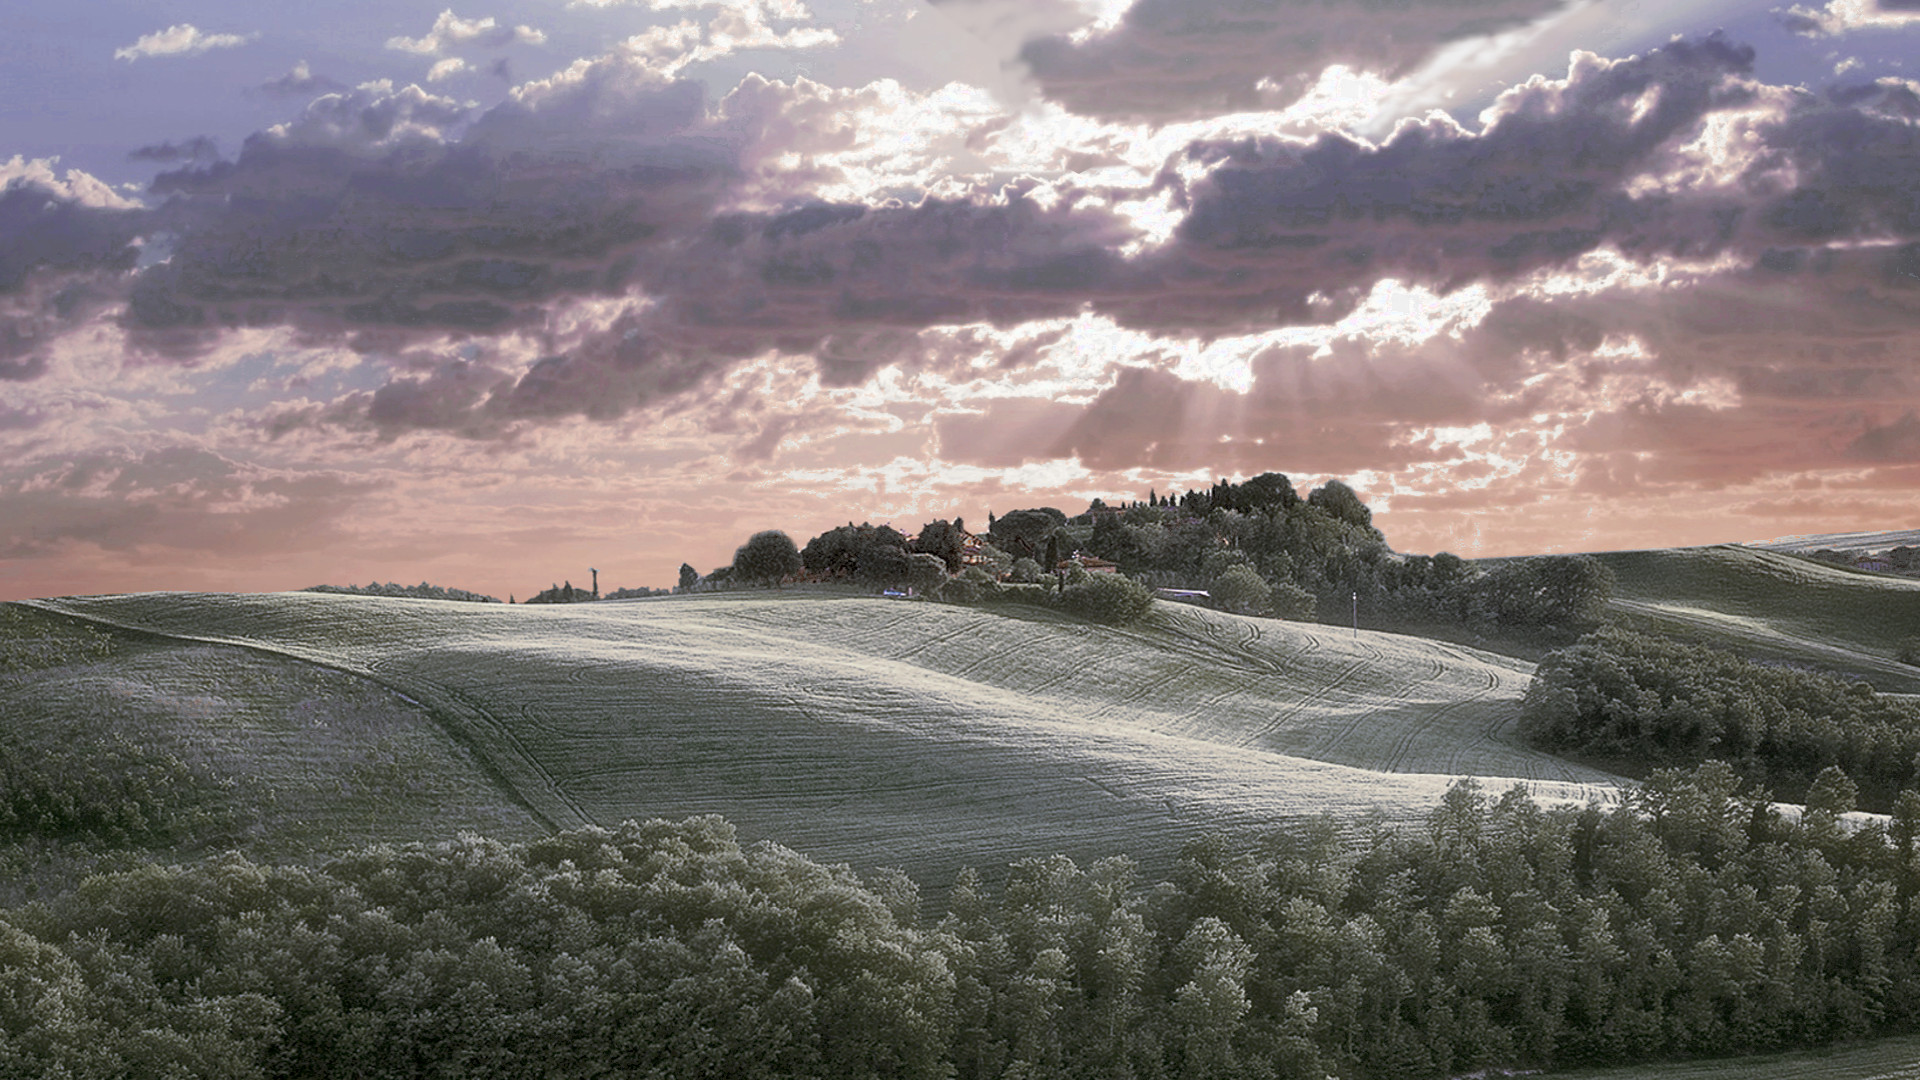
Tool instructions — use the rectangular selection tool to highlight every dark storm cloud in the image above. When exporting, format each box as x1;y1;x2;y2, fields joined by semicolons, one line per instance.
0;176;148;383
125;70;723;361
0;182;146;295
107;36;1762;432
14;28;1920;455
0;356;49;382
1747;81;1920;245
997;0;1569;122
1105;36;1759;332
940;332;1507;475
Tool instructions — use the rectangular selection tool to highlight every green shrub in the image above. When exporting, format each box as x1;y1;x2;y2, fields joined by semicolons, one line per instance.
1270;581;1317;621
1059;574;1154;626
1209;566;1271;615
989;583;1055;608
0;728;230;847
938;567;999;605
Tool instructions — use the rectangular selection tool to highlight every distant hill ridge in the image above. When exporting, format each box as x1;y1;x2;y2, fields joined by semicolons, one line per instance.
1753;527;1920;555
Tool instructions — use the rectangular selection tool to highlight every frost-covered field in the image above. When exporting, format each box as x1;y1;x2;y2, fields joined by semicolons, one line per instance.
28;591;1625;884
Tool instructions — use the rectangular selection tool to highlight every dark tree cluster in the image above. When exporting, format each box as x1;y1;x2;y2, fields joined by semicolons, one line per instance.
733;530;804;588
801;522;913;587
1064;474;1612;643
1522;627;1920;809
988;508;1068;563
305;582;501;603
7;771;1920;1078
522;581;593;604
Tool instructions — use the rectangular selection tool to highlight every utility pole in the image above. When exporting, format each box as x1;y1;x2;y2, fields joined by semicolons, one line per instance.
591;567;599;600
1351;591;1358;638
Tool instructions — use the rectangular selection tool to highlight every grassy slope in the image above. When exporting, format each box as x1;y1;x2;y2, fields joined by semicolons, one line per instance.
0;604;544;899
1545;1033;1920;1080
23;590;1623;887
1594;545;1920;691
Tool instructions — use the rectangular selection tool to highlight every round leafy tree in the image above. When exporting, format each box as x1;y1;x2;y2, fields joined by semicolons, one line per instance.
732;530;802;588
1210;566;1272;616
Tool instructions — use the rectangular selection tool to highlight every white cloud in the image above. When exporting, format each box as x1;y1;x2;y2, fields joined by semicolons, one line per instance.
569;0;838;76
428;57;473;81
387;10;546;56
114;24;254;62
1782;0;1920;35
0;155;141;210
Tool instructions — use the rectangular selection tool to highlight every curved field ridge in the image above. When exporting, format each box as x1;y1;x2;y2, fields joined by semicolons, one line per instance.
28;592;1624;883
1595;545;1920;690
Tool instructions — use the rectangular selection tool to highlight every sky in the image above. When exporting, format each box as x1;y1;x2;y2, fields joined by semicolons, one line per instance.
3;0;1919;599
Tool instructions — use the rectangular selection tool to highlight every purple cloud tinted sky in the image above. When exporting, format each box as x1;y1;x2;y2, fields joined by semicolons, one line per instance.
3;0;1919;599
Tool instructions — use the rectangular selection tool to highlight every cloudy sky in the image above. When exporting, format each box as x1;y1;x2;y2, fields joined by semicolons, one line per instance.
3;0;1918;599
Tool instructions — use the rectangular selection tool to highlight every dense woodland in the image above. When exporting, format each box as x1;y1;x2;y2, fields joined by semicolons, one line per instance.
3;770;1920;1079
1522;628;1920;810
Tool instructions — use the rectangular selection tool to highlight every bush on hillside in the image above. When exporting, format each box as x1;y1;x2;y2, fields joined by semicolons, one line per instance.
1270;580;1317;621
1522;626;1920;808
523;581;594;604
603;586;670;600
1900;635;1920;666
986;583;1055;608
906;553;947;597
0;702;232;847
1209;565;1271;615
937;567;997;605
1059;573;1154;626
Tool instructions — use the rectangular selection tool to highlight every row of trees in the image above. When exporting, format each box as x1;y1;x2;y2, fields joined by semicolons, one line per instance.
1521;627;1920;810
305;582;501;603
721;525;1159;625
700;473;1614;643
5;767;1920;1077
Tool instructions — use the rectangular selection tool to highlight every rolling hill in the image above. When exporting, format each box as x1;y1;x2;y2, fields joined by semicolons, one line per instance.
1593;545;1920;691
14;589;1623;888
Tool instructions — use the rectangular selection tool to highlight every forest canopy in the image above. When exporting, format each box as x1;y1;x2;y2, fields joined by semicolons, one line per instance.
4;770;1920;1079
